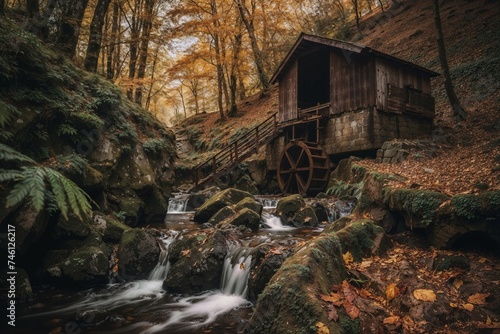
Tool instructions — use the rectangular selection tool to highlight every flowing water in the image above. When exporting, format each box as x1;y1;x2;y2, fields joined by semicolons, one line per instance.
15;196;355;334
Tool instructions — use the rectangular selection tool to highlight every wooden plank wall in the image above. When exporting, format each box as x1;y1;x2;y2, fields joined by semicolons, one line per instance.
330;49;376;114
376;57;432;112
279;60;298;123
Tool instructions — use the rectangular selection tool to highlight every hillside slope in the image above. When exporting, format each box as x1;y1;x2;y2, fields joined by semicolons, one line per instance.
177;0;499;194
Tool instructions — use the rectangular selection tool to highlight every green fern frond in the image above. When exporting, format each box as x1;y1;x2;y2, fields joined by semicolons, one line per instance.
0;144;36;164
59;174;92;220
0;101;20;128
5;167;36;209
45;169;69;219
0;169;23;182
28;167;47;212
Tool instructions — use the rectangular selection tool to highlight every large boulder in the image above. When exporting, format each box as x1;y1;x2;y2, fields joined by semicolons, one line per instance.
246;233;348;334
117;229;160;280
276;194;318;227
194;188;253;223
224;208;261;232
42;241;111;286
92;214;131;243
208;206;237;226
235;197;263;216
15;204;48;255
53;213;91;240
163;229;228;294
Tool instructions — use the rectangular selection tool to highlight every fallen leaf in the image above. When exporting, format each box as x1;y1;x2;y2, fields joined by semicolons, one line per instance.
343;252;354;265
342;280;357;303
316;321;330;334
181;249;191;257
383;316;401;325
462;303;474;311
49;327;62;334
320;293;343;303
413;289;436;302
478;257;487;263
453;278;463;290
358;288;372;299
112;264;119;273
239;262;245;270
449;302;459;308
326;304;339;322
467;293;490;305
487;316;492;325
386;283;400;302
342;300;360;320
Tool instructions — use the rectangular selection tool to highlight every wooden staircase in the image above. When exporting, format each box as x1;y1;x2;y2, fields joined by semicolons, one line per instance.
190;112;279;191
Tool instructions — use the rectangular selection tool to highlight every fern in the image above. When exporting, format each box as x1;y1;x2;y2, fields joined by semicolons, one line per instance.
2;166;92;220
0;101;20;128
57;123;78;136
0;144;36;164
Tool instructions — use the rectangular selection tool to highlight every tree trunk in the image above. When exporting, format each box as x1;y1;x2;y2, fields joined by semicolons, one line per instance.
235;0;270;96
210;0;225;121
433;0;467;121
352;0;361;33
40;0;58;40
228;26;243;117
106;1;119;80
0;0;4;15
25;0;41;34
55;0;90;58
84;0;112;72
135;0;155;106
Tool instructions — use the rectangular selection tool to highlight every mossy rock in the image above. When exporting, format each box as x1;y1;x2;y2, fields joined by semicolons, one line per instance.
433;255;470;272
235;174;260;195
117;196;145;227
15;203;48;255
42;249;71;279
292;205;319;227
386;188;449;228
222;208;261;232
246;233;347;334
61;245;111;285
194;188;254;223
118;229;160;280
333;219;391;261
235;197;263;216
53;213;91;240
141;187;169;225
208;206;236;226
163;230;228;294
276;194;305;218
93;214;131;243
14;268;33;302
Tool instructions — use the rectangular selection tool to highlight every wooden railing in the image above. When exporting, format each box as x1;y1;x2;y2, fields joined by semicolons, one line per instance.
192;112;279;189
298;102;331;118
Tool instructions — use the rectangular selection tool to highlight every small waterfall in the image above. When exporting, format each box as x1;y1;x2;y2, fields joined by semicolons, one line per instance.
328;200;356;222
221;246;252;297
167;193;190;213
262;212;295;230
256;196;279;209
148;231;178;281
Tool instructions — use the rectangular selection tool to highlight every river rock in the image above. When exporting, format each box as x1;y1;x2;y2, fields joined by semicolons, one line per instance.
235;174;259;195
311;201;330;223
61;245;111;285
235;197;263;216
15;268;33;302
15;203;48;255
163;229;228;294
92;214;131;243
226;208;261;232
118;229;160;280
246;233;348;333
276;194;319;227
208;206;237;226
194;188;254;223
276;194;305;217
113;195;145;227
53;213;91;239
328;219;391;261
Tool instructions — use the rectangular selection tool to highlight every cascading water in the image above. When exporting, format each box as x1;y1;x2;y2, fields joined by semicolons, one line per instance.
256;196;279;209
148;232;178;280
261;212;295;230
141;244;253;333
167;193;190;213
328;199;357;222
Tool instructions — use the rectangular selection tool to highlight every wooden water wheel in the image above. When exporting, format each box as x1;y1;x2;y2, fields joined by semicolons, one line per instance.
277;141;330;195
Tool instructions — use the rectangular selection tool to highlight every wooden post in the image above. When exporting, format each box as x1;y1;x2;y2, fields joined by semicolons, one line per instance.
195;167;199;185
255;127;260;147
212;157;216;174
234;142;239;161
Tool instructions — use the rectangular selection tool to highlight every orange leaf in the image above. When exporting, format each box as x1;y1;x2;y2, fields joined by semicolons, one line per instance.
452;278;463;290
326;304;339;322
342;300;360;320
462;303;474;311
316;321;330;334
342;252;354;265
358;288;372;299
413;289;436;302
386;283;400;302
467;293;490;305
320;293;343;303
383;316;401;325
342;280;357;303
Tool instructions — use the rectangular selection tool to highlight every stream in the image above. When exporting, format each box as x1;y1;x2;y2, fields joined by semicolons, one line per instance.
15;195;355;334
